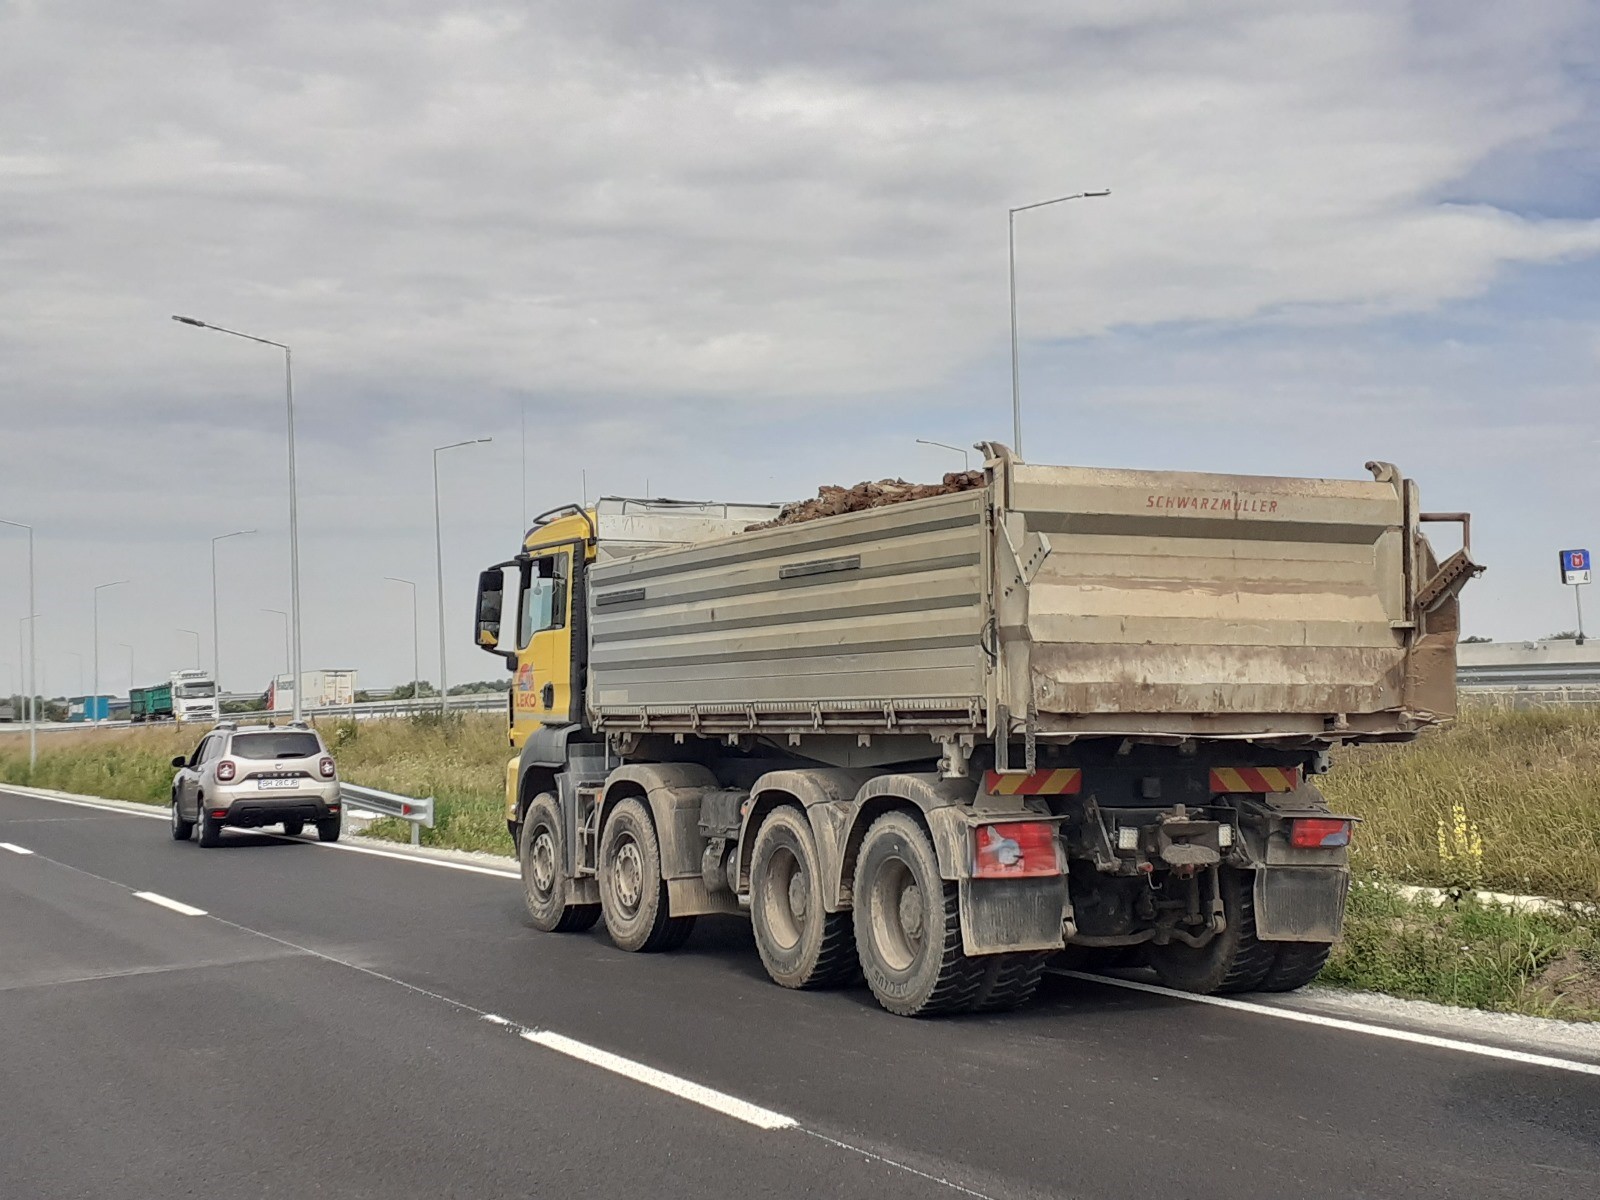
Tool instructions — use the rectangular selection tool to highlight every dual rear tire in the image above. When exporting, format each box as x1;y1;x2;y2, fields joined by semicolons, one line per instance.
1145;867;1331;994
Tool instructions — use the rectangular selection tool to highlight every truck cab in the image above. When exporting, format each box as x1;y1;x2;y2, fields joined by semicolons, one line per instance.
170;670;220;724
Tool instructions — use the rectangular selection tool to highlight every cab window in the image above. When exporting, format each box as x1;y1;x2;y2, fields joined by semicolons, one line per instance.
519;554;568;648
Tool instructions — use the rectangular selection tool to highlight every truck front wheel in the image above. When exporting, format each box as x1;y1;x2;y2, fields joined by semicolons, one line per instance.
750;806;857;989
598;797;694;953
852;811;983;1016
521;793;599;933
1147;867;1276;994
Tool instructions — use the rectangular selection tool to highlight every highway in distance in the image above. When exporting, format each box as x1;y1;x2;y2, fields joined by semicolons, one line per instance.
3;785;1598;1200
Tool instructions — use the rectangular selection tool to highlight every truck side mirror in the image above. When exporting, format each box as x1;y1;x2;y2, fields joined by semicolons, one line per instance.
475;567;516;664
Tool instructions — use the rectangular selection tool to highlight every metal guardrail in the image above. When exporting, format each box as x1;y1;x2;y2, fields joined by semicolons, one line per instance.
224;694;507;719
339;782;436;846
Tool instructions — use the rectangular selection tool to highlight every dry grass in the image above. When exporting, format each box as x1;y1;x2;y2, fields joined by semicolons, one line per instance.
1323;702;1600;903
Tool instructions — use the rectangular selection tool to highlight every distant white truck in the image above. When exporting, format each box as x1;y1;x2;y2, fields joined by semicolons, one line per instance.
268;669;358;713
170;670;220;724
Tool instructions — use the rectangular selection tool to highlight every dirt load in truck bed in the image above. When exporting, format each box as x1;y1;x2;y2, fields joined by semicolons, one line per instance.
746;470;986;530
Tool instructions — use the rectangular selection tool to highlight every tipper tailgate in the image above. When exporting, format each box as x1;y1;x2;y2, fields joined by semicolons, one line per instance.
1010;465;1411;718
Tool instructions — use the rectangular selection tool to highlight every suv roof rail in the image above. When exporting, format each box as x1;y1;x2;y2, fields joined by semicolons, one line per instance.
214;720;238;731
287;720;310;729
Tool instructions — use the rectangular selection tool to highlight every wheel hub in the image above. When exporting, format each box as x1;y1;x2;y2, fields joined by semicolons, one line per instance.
614;840;643;911
529;829;557;893
786;871;808;921
898;883;924;941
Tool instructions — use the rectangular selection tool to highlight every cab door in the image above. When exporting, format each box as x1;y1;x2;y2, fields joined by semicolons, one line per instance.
513;546;577;733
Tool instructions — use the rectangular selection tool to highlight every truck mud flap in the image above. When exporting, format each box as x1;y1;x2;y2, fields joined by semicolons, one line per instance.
958;878;1068;956
1254;867;1350;943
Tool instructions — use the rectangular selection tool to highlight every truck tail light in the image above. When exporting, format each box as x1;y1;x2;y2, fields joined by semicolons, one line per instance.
973;821;1060;879
1289;817;1352;849
215;759;236;782
319;756;336;779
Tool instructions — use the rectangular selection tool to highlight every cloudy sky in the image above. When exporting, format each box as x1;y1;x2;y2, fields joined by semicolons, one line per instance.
2;0;1598;698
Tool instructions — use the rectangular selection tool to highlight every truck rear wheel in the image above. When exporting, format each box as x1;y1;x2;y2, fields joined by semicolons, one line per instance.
521;793;600;933
971;952;1049;1012
852;812;983;1016
598;797;695;953
750;806;857;989
1147;867;1275;995
1260;942;1333;992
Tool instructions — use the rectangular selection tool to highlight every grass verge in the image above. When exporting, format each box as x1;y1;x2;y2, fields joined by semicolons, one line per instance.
1323;880;1600;1022
1323;702;1600;903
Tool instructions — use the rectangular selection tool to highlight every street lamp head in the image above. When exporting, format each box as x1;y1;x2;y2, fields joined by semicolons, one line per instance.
171;315;207;327
1085;189;1111;197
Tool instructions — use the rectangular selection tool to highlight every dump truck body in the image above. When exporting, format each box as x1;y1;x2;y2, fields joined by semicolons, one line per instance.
475;449;1477;1016
585;452;1469;746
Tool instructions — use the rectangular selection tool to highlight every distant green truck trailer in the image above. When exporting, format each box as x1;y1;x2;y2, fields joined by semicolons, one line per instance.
129;683;174;723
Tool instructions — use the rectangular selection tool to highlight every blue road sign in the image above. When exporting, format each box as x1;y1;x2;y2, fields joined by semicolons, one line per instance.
1560;549;1591;586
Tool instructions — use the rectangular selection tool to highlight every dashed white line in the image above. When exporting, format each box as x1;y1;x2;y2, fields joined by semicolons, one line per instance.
132;891;208;917
1054;969;1600;1078
521;1030;797;1130
0;842;35;855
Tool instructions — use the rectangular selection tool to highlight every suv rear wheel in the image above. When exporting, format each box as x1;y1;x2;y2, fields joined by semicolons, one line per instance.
315;816;341;843
170;798;194;841
196;806;223;848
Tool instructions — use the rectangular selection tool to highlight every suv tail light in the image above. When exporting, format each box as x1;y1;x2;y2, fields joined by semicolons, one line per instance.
1289;817;1352;849
319;756;336;779
215;759;236;783
972;821;1060;879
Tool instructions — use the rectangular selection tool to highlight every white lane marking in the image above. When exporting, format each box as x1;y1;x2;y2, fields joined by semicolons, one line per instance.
481;1013;514;1026
2;787;519;878
0;791;164;819
1055;970;1600;1078
298;838;519;879
133;891;208;917
1;842;35;855
522;1030;797;1130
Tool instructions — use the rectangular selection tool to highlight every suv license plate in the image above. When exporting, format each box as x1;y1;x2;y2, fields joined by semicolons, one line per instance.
257;778;298;790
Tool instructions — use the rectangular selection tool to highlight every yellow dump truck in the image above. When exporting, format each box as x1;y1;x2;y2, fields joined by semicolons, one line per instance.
473;444;1479;1016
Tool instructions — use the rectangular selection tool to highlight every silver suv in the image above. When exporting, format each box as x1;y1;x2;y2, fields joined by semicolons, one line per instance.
170;723;342;847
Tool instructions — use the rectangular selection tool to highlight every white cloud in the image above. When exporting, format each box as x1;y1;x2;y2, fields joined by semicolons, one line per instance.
1;1;1598;688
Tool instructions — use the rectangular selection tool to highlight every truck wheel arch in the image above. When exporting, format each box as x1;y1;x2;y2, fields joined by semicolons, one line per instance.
735;769;867;909
599;764;718;882
836;775;978;908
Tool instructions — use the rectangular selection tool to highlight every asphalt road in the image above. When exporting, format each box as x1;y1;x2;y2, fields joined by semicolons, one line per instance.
3;786;1598;1200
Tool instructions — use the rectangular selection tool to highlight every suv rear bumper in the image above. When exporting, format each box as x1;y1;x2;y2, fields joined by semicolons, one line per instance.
207;781;341;827
217;797;340;827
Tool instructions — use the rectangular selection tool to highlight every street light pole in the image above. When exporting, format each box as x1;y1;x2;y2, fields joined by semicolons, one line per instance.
211;529;257;694
119;642;135;693
385;577;419;707
173;315;303;721
19;615;38;735
434;438;493;716
177;629;201;669
92;580;127;723
261;609;290;675
1008;188;1110;459
0;519;36;767
914;439;971;472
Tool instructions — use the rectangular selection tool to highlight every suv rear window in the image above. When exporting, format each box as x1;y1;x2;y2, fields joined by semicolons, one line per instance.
229;732;322;760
